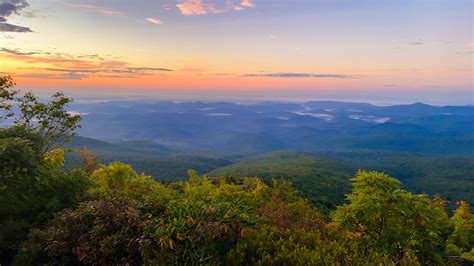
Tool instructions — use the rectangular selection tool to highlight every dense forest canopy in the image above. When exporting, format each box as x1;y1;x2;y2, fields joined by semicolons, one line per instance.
1;75;473;264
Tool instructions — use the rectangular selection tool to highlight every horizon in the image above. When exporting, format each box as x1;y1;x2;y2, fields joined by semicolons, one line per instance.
31;87;473;106
1;0;473;105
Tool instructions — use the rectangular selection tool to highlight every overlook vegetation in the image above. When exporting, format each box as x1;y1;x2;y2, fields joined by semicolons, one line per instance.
1;76;474;264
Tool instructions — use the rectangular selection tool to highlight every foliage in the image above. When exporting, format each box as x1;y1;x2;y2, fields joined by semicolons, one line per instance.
79;147;99;175
226;226;397;265
332;171;451;263
0;75;81;152
89;161;175;203
0;75;18;121
445;201;474;260
10;161;474;265
15;168;268;264
44;148;65;168
15;196;156;265
15;91;81;152
0;126;91;261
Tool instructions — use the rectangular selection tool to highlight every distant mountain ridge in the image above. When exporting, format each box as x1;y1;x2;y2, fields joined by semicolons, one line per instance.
67;100;474;155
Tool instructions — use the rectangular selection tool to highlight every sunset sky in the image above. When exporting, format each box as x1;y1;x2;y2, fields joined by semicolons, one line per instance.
0;0;473;104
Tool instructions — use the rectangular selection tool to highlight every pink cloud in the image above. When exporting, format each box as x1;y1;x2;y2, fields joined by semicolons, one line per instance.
65;3;124;16
176;0;255;16
176;0;208;15
146;17;163;25
240;0;255;7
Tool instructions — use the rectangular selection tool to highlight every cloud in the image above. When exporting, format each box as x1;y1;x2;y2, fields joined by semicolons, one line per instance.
1;47;173;80
19;66;173;80
456;51;474;55
240;0;254;7
111;67;173;73
0;0;29;17
0;0;32;32
268;35;277;40
180;67;207;72
176;0;215;15
242;72;355;79
17;73;86;80
207;73;233;76
146;17;163;25
408;39;424;45
1;48;99;69
37;68;102;73
16;66;173;80
436;39;451;45
0;47;37;55
176;0;255;15
0;22;31;32
65;3;124;16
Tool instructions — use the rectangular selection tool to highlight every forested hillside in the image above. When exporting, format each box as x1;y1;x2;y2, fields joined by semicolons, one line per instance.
210;151;474;212
327;151;474;210
209;152;357;211
64;136;230;181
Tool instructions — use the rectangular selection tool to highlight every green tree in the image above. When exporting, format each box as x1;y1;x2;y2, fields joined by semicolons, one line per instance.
89;161;175;203
331;170;450;263
0;75;81;153
14;195;155;265
15;91;81;152
0;75;87;262
0;126;90;261
445;201;474;260
0;75;18;121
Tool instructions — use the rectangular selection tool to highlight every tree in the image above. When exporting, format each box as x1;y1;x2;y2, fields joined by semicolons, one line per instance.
0;126;90;262
445;201;474;261
15;91;81;152
0;75;87;262
331;170;450;263
0;75;81;153
89;161;175;203
14;196;154;265
79;147;99;175
0;75;18;121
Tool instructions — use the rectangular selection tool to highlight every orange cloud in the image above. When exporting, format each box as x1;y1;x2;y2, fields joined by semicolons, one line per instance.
0;48;172;80
0;52;97;69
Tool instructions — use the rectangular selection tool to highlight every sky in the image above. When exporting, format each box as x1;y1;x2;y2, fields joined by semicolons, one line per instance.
0;0;473;104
